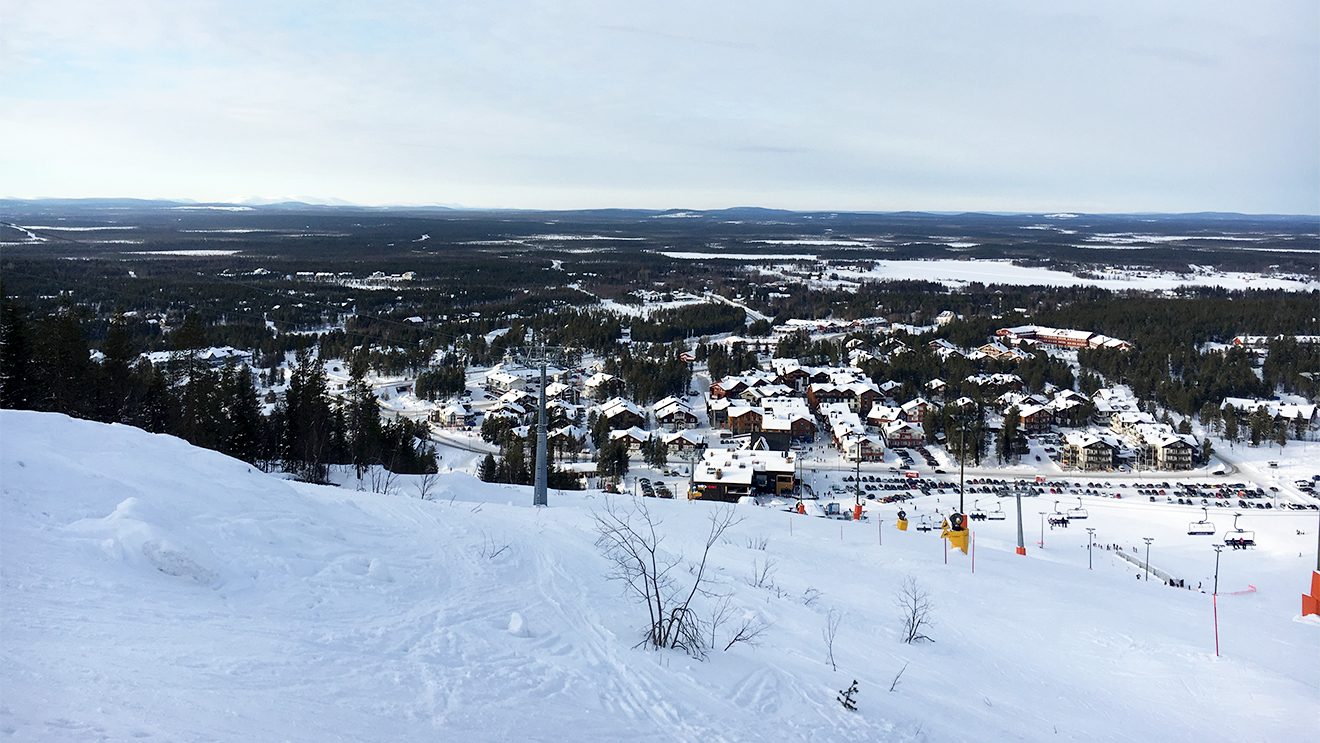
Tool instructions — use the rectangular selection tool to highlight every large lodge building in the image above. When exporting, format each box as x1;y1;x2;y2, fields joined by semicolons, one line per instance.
689;448;798;503
996;325;1132;352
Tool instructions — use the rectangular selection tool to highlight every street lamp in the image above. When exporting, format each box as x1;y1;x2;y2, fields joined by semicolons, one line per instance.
958;413;969;515
1086;527;1096;570
853;439;863;521
1038;511;1046;549
1213;543;1223;595
1142;537;1155;582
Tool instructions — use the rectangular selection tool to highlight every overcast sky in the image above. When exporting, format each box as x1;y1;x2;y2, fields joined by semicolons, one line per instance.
2;1;1317;213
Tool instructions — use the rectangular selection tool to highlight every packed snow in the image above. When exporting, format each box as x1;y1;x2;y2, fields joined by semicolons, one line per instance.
1;411;1316;742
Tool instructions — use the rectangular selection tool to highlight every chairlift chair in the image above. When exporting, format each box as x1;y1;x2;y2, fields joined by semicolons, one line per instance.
1223;513;1255;549
916;514;935;532
987;501;1008;521
1187;507;1215;536
969;499;988;522
1048;500;1070;528
1067;497;1089;520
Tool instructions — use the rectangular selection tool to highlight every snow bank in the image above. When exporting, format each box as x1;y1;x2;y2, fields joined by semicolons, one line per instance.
1;411;1316;742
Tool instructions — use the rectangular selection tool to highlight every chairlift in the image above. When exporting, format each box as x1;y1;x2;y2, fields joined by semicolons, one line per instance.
1187;507;1215;536
987;501;1008;521
1223;513;1255;549
1048;500;1070;528
1067;497;1089;520
969;499;988;522
916;514;935;532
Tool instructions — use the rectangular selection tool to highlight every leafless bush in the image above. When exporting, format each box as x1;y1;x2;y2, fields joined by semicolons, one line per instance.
414;471;438;501
748;557;778;588
593;497;741;658
896;576;934;644
801;587;822;608
708;597;768;652
723;612;768;651
889;662;910;692
823;608;841;671
745;536;769;551
369;466;399;495
479;534;510;560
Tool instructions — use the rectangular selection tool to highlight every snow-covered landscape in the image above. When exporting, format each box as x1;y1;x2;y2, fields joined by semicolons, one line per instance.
3;2;1318;740
3;410;1317;742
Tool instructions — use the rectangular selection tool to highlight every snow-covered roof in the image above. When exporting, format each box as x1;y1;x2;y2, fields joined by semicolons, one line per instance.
608;426;652;443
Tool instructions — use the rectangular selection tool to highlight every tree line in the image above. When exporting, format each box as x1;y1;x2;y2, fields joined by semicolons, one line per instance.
0;291;436;483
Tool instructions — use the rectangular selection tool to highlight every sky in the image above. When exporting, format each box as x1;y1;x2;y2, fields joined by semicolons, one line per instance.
1;1;1317;213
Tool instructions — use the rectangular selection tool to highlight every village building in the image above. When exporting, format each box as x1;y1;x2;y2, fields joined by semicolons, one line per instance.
608;426;652;452
1015;403;1054;433
690;448;798;502
429;402;475;428
595;397;646;430
1061;432;1119;471
583;372;626;402
726;405;765;435
653;396;699;431
544;381;581;405
881;419;925;449
1221;398;1318;427
762;398;818;442
662;429;705;455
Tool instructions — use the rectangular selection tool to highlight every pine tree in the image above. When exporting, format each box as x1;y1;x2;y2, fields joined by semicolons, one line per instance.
479;453;497;482
346;367;383;477
35;308;95;418
221;364;264;463
282;350;333;482
98;311;137;422
998;406;1020;464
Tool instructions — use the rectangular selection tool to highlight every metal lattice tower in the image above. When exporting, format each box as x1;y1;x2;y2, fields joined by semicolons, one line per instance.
515;341;568;507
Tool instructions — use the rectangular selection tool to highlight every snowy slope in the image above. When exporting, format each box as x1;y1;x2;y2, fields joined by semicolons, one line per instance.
1;411;1316;742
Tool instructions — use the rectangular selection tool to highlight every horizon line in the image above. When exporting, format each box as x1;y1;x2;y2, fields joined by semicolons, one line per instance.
2;196;1318;220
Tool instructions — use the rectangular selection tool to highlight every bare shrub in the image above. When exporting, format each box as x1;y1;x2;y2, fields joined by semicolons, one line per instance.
896;576;934;644
889;662;910;692
823;608;841;671
414;471;438;501
369;466;398;495
593;497;741;658
479;534;510;560
749;557;778;588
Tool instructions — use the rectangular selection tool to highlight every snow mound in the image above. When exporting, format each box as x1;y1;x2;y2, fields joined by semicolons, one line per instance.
507;611;531;637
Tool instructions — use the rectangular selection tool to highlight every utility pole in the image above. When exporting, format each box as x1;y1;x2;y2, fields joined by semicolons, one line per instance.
1086;527;1095;570
1038;511;1046;549
1143;537;1155;582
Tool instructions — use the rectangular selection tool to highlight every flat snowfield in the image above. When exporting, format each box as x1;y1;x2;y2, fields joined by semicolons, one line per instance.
2;411;1317;742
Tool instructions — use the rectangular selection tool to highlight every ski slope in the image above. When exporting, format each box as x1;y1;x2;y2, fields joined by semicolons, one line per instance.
1;410;1316;742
